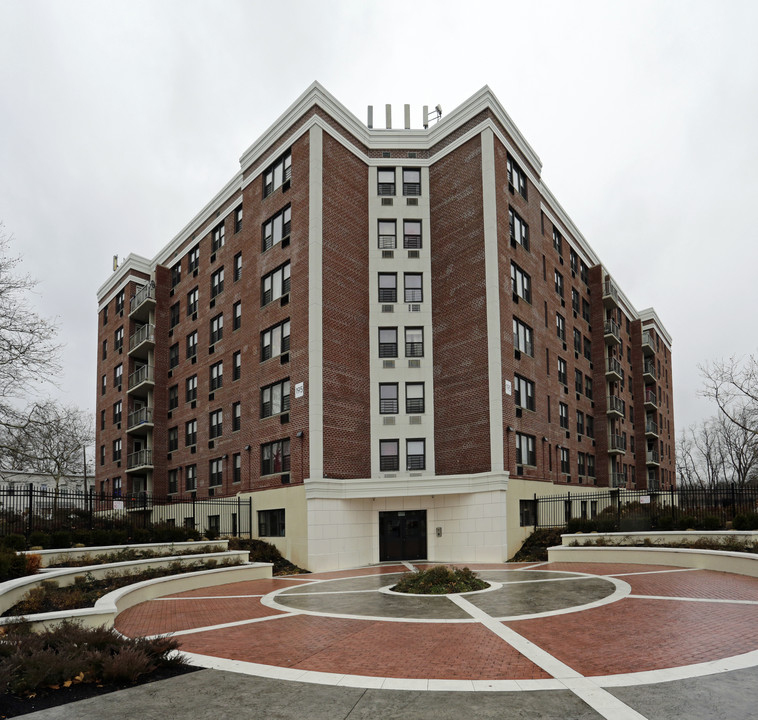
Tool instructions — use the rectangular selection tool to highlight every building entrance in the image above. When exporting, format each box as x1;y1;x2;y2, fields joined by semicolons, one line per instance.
379;510;427;561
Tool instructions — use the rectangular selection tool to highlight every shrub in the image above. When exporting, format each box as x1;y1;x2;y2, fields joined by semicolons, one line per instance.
393;565;488;595
2;534;26;551
28;531;47;548
698;515;724;530
677;515;698;530
0;548;39;582
228;538;306;575
510;527;564;562
50;531;72;549
733;513;758;531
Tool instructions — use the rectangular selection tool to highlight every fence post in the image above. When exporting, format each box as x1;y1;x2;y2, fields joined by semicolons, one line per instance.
731;483;736;523
27;483;34;538
237;496;241;537
248;498;253;539
88;487;94;530
533;493;537;530
192;493;197;532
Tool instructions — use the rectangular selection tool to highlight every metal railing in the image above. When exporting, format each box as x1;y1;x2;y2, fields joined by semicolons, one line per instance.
128;365;154;390
127;449;153;470
603;279;619;303
127;406;154;430
130;282;155;314
129;324;155;352
604;319;620;341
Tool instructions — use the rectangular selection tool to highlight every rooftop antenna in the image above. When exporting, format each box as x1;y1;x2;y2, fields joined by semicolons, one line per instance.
113;255;119;271
422;104;443;129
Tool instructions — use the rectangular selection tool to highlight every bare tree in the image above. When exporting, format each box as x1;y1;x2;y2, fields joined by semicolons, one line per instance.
676;419;727;488
715;411;758;487
701;355;758;438
0;223;61;429
1;400;94;504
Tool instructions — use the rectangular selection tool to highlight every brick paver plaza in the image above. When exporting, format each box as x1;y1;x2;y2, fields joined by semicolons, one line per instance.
106;561;758;719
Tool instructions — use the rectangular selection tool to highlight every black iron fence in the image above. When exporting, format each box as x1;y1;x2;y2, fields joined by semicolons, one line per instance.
525;486;758;531
0;486;253;540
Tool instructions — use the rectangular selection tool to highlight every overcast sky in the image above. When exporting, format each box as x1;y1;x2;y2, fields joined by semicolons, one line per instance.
1;0;756;443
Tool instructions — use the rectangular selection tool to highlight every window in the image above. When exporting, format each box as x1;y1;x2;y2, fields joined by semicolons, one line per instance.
406;439;425;470
514;375;535;411
379;383;398;414
403;220;422;249
586;415;594;438
102;339;107;360
100;445;105;465
559;402;569;429
233;402;241;431
556;313;566;341
507;154;527;198
261;319;291;361
234;205;243;233
100;409;106;430
263;151;291;197
572;288;580;315
233;453;241;483
403;168;421;196
406;383;425;413
211;267;224;298
233;351;241;380
582;298;590;322
578;452;586;477
558;357;567;385
210;361;223;391
115;290;125;315
261;439;290;475
378;273;397;302
185;419;197;447
379;439;399;471
560;447;570;474
553;226;563;255
554;270;564;298
261;262;290;305
379;327;398;358
102;305;108;326
186;375;197;402
405;327;424;357
101;374;106;395
261;379;290;418
509;207;529;250
168;427;178;452
168;469;178;494
262;206;291;251
258;508;285;537
378;220;396;249
516;433;536;466
211;222;224;252
210;314;223;344
585;375;593;399
513;318;533;356
170;302;180;330
233;301;241;330
113;477;121;497
114;327;123;353
511;262;531;303
187;287;198;316
185;464;197;491
577;410;585;435
113;438;121;462
404;273;422;303
587;454;595;477
570;248;578;275
187;245;200;274
170;262;181;288
573;328;582;353
234;252;242;281
209;458;223;487
114;363;123;388
580;260;589;285
574;368;583;393
113;400;122;425
168;384;178;411
377;168;395;195
209;409;223;438
186;331;197;359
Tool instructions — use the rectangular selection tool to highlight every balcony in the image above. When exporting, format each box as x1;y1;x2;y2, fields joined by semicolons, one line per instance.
606;356;623;382
128;324;155;359
611;471;626;488
642;330;655;355
126;448;153;472
127;365;154;395
643;359;657;381
129;281;156;322
607;395;625;418
602;279;619;308
608;433;626;454
644;388;658;410
646;449;660;466
604;319;621;346
127;406;154;434
645;417;659;438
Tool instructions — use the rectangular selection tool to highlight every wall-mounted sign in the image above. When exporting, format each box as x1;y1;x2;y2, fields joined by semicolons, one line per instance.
295;382;304;399
505;380;512;395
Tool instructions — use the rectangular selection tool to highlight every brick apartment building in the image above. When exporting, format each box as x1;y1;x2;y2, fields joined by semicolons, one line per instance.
95;83;675;571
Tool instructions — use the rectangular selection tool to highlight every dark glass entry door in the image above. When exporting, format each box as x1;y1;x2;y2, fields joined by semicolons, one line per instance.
379;510;427;561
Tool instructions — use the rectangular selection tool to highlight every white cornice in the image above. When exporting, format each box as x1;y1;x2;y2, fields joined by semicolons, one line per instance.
304;471;509;500
96;255;152;304
638;308;673;347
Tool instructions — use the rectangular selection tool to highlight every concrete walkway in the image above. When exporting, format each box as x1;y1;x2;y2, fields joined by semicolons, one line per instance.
21;561;758;719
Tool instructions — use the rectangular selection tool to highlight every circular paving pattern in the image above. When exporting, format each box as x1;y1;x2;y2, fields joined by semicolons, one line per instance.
115;559;758;717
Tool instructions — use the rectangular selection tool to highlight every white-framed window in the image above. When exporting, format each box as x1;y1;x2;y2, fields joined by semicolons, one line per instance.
261;319;290;361
509;207;529;250
377;168;395;195
263;151;291;197
507;154;527;199
516;433;536;466
262;205;291;251
261;262;291;305
261;379;290;418
513;318;533;356
511;262;531;303
403;168;421;196
514;375;535;411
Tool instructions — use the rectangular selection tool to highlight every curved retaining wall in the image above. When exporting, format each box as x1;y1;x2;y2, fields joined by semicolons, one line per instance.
0;550;251;618
548;544;758;578
561;531;758;546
